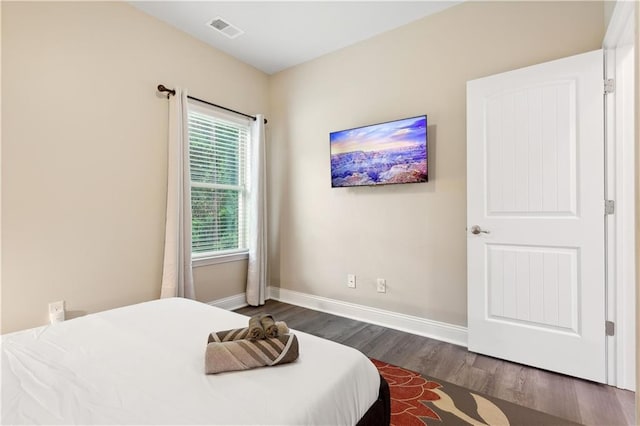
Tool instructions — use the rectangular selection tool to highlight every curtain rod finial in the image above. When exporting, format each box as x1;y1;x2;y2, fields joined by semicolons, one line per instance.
157;84;176;99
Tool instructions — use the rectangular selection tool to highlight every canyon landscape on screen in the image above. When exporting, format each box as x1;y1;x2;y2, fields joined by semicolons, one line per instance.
330;116;428;187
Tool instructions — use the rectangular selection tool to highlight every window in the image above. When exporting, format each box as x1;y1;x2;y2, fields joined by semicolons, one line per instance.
188;102;250;261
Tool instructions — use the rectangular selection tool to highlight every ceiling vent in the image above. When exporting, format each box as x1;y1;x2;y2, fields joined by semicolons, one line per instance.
207;17;244;39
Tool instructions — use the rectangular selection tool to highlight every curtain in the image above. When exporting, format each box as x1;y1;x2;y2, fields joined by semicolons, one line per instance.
247;114;267;306
160;88;195;299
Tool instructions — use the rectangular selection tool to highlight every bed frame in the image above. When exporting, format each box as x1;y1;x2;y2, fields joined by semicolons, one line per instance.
357;374;391;426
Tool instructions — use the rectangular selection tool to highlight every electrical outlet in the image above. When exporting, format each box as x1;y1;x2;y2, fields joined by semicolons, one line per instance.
376;278;386;293
48;300;65;323
49;301;64;314
347;274;356;288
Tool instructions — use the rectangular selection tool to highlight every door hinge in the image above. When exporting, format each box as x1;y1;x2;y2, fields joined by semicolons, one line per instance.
604;79;615;94
605;200;615;215
605;321;615;336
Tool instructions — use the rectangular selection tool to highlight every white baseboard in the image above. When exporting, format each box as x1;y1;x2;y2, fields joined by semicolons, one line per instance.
207;293;248;311
207;287;468;347
269;287;468;347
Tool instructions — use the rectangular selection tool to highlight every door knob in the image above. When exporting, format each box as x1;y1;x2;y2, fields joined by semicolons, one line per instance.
470;225;490;235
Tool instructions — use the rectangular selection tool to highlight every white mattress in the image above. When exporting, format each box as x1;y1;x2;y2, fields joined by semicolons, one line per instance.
1;298;379;425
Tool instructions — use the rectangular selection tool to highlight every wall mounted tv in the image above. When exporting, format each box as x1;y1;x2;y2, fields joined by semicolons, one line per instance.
330;115;428;188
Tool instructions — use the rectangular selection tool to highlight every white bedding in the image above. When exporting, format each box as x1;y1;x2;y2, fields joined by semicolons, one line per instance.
1;298;379;425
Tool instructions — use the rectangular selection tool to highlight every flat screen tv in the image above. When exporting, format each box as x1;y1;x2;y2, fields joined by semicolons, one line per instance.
330;115;428;188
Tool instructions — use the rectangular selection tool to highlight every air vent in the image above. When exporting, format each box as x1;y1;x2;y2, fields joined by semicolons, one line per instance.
207;17;244;39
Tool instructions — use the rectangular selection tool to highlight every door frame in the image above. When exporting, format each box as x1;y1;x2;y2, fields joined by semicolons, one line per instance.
603;0;636;391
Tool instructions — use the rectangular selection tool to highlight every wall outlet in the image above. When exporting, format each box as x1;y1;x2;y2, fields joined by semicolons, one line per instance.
376;278;386;293
48;300;65;323
347;274;356;288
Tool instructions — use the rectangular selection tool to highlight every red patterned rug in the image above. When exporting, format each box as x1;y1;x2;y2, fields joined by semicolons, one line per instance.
371;359;582;426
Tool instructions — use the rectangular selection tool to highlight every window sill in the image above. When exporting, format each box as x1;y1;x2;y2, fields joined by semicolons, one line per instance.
192;251;249;268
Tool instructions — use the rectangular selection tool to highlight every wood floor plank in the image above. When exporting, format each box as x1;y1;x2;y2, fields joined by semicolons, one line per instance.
340;324;388;353
481;358;530;407
235;300;636;425
573;378;630;426
617;388;637;426
527;368;582;423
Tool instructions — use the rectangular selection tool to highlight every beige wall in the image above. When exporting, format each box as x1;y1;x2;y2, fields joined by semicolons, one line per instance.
268;1;604;326
1;1;608;334
193;260;248;303
1;2;268;333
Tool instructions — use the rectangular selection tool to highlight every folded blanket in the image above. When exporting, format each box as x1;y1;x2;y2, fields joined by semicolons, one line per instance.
205;334;299;374
260;314;279;338
208;321;290;343
248;315;266;340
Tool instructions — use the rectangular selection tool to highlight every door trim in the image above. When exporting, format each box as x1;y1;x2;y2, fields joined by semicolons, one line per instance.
603;0;636;391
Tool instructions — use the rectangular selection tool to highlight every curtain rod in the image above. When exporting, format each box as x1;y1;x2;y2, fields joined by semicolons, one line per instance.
157;84;267;124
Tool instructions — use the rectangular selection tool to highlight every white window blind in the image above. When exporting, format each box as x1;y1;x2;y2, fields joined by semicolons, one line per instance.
188;103;249;257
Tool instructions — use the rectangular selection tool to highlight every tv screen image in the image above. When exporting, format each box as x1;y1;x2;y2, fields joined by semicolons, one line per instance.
330;115;428;188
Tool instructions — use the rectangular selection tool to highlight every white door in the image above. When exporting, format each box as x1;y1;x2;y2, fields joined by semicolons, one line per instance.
466;49;606;383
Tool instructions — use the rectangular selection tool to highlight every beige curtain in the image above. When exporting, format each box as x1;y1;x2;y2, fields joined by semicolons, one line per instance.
160;88;195;299
246;115;267;305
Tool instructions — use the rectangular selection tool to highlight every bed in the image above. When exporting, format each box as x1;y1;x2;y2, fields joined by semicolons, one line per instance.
1;297;390;425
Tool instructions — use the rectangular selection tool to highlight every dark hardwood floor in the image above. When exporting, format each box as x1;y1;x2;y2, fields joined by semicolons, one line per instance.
236;300;636;426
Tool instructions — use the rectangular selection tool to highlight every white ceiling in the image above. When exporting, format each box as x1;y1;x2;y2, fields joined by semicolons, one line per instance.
130;1;461;75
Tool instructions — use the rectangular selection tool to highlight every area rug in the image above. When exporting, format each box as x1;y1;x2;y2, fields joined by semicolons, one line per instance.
372;359;582;426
